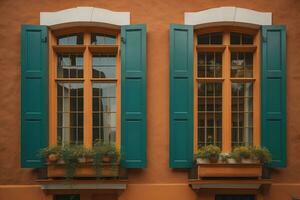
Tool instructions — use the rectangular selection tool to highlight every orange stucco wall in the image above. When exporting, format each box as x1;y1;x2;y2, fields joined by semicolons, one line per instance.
0;0;300;199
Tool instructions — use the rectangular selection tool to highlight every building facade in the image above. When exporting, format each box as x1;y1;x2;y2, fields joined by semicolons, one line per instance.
0;0;300;200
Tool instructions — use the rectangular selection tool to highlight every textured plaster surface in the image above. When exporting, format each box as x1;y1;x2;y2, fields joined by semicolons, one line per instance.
0;0;300;199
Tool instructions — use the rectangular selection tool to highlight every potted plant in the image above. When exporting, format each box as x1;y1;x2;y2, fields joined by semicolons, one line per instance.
196;148;209;164
232;146;255;163
41;143;121;178
219;153;235;163
92;142;120;178
92;142;120;163
60;145;81;178
72;145;92;164
251;146;272;164
196;145;221;163
252;146;272;179
39;145;62;163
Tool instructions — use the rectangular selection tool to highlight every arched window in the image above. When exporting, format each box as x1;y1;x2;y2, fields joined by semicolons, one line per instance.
194;27;260;152
49;27;121;147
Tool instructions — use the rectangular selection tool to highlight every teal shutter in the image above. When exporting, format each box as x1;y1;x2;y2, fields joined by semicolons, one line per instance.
121;24;147;168
21;25;48;168
169;24;194;168
261;25;286;168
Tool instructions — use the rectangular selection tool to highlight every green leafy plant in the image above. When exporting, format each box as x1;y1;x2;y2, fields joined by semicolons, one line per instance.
39;142;121;179
92;141;120;162
232;146;252;161
219;153;231;163
252;146;272;164
71;145;92;163
197;145;221;163
196;148;206;159
39;145;62;163
195;145;272;165
60;145;82;179
92;141;120;178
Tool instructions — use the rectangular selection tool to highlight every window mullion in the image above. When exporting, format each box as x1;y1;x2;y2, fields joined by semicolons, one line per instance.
253;31;261;147
222;32;231;152
49;31;57;145
83;32;92;148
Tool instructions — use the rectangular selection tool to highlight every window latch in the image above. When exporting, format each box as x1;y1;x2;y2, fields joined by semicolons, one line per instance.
121;37;126;44
41;36;47;43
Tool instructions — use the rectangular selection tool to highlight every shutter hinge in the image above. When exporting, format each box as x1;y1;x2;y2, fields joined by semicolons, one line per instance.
121;37;126;44
262;36;267;43
41;36;47;43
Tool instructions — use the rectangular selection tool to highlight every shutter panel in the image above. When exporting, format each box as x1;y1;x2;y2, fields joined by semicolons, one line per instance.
121;24;147;168
169;24;194;168
21;25;48;168
261;25;286;168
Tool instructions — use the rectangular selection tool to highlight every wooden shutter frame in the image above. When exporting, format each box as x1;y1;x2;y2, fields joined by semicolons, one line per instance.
121;24;147;168
169;24;194;168
21;24;48;168
261;25;286;168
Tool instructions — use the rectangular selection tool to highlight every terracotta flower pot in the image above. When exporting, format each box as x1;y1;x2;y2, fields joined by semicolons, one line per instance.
241;158;256;164
209;156;219;163
48;154;58;163
227;158;237;164
78;157;86;163
102;156;111;163
85;157;94;163
196;158;209;164
57;159;65;164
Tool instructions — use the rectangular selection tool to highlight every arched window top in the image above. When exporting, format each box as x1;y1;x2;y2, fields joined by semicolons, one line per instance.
184;7;272;28
40;7;130;29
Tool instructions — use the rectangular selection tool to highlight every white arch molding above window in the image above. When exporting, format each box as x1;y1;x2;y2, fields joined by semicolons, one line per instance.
184;7;272;28
40;6;130;29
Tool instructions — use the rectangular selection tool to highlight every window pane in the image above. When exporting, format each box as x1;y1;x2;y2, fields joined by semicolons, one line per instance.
198;53;206;77
215;53;222;77
198;82;222;148
198;32;222;44
57;54;83;78
92;54;116;78
198;33;209;44
198;52;222;78
245;52;253;77
242;34;254;44
231;52;253;78
230;32;241;44
57;33;83;45
210;32;223;44
92;83;116;144
91;33;116;45
230;32;253;45
231;82;253;147
57;82;84;145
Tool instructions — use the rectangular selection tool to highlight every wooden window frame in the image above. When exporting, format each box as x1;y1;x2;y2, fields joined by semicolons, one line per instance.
49;27;121;148
193;26;261;153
